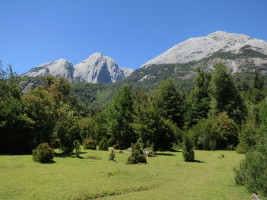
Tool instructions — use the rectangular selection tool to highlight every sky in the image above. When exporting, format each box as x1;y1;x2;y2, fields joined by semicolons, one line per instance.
1;0;267;75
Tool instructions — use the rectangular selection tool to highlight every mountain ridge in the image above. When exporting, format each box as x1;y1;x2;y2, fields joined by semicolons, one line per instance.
22;53;134;84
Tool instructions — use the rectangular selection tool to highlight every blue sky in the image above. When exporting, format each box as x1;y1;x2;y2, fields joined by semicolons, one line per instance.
1;0;267;74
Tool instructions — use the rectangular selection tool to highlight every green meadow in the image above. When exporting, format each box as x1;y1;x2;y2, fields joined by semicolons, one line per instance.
0;149;257;200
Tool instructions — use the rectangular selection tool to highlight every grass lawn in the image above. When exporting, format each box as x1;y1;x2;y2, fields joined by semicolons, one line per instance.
0;149;258;200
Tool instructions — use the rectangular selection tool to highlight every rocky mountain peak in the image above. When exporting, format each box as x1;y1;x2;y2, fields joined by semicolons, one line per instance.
73;52;133;83
142;31;267;68
22;53;134;84
22;58;74;81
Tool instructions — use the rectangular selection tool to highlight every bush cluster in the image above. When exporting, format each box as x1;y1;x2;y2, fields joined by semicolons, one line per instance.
32;143;54;163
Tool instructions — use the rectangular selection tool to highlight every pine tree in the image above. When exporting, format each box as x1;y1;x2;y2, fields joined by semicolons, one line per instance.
106;85;136;149
210;63;247;124
154;78;184;128
186;68;211;127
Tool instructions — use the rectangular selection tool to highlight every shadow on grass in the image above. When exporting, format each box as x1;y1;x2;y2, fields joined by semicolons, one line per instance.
54;151;87;158
156;153;175;156
193;160;206;163
169;149;182;152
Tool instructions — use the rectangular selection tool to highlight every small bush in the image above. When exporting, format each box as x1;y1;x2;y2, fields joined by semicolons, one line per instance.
183;137;195;162
32;143;54;163
127;143;147;164
109;150;115;161
83;139;97;150
98;138;109;151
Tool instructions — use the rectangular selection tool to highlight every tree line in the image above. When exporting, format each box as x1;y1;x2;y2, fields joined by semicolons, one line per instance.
0;63;266;155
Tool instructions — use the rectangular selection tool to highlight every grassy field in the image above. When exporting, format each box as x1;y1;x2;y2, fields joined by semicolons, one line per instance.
0;149;258;200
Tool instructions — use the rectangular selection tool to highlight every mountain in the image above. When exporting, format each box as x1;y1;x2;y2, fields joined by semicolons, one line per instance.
22;53;134;84
22;59;74;81
142;31;267;74
73;53;133;83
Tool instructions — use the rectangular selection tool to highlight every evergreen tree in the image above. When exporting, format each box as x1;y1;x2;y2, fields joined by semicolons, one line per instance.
154;78;184;128
183;136;195;162
186;68;211;127
106;85;136;149
210;63;247;124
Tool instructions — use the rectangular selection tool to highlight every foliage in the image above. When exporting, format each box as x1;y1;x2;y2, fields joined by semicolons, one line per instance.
54;111;80;154
153;78;184;128
127;143;147;164
0;65;34;154
106;85;136;149
183;136;195;162
83;138;97;150
236;121;258;154
32;143;54;163
210;63;247;125
189;113;239;150
98;137;109;151
132;89;181;151
185;68;211;127
234;132;267;197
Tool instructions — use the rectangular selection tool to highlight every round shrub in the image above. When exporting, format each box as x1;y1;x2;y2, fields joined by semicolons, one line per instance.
127;143;147;164
32;143;54;163
98;138;109;151
83;139;97;150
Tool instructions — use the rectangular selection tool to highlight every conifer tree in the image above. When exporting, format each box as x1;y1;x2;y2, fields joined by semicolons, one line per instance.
106;85;136;149
210;63;247;124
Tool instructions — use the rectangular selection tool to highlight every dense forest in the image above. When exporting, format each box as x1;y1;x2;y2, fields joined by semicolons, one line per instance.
0;63;267;196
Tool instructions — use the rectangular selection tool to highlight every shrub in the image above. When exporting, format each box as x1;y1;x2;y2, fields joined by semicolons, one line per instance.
183;137;195;162
127;143;147;164
234;132;267;197
109;150;115;161
83;139;97;150
32;143;54;163
98;138;109;151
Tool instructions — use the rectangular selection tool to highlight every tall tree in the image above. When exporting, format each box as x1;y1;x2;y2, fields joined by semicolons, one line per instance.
153;78;184;128
133;90;180;151
0;65;34;154
106;85;136;149
210;63;247;124
186;68;211;127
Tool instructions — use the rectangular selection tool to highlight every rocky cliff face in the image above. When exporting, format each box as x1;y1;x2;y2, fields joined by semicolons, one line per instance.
22;53;134;84
22;59;74;81
142;31;267;74
73;53;133;83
